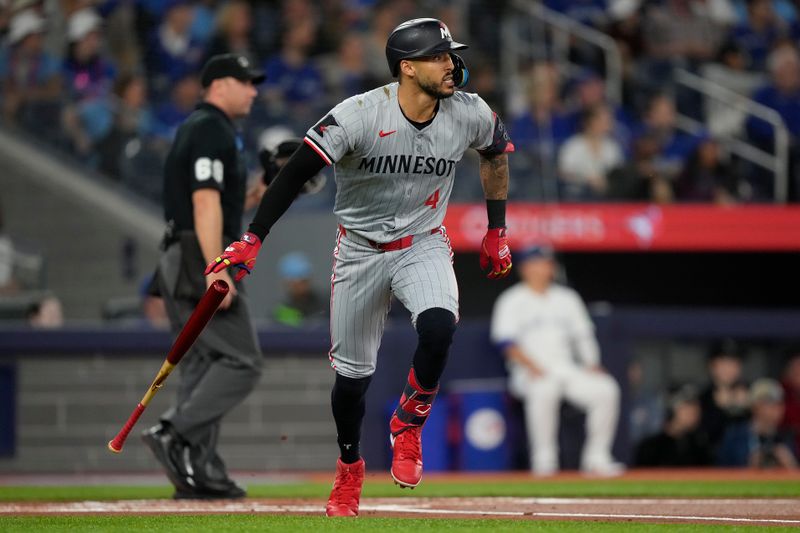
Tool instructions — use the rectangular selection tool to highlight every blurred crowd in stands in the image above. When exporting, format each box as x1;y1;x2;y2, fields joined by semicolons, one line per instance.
629;340;800;469
2;0;800;203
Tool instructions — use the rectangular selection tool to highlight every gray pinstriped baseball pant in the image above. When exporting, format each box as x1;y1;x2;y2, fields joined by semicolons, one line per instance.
328;226;459;378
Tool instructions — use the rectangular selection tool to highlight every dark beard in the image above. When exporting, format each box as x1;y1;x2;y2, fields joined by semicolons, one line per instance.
418;77;454;99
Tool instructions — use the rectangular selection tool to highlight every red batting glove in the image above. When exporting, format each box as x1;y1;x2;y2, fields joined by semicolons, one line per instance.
204;232;262;281
479;227;512;279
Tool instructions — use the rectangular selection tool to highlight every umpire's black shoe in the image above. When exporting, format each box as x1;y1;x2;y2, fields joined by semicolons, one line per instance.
141;423;194;493
173;479;247;500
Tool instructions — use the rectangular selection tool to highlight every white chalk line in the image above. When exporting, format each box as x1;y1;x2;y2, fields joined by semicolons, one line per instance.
359;504;524;516
528;512;800;525
500;497;800;505
0;501;321;514
2;497;800;525
357;502;800;524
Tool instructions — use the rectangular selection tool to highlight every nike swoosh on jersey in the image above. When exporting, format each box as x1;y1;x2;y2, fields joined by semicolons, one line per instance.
379;129;397;137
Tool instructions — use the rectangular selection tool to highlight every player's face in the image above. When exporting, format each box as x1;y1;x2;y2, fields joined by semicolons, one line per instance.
412;52;456;99
520;257;555;287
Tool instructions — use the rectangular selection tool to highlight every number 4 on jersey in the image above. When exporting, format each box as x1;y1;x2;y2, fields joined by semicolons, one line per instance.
424;189;440;210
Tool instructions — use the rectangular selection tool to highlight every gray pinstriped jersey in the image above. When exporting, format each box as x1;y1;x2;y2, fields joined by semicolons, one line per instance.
304;82;497;243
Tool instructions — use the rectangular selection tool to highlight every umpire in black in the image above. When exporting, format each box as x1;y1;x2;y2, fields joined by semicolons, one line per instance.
142;54;265;499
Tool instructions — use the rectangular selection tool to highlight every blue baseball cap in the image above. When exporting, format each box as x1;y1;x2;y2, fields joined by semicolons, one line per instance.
516;244;555;263
279;252;312;280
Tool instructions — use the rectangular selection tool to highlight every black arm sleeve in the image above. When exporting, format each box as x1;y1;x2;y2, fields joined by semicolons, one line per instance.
247;142;328;240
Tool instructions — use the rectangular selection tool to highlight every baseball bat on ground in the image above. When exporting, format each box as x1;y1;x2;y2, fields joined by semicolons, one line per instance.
107;279;230;453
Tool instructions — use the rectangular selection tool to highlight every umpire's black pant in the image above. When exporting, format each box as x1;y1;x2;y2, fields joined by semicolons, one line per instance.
156;242;262;477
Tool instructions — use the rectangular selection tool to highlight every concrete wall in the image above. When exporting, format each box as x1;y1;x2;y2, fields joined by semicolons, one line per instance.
0;353;337;473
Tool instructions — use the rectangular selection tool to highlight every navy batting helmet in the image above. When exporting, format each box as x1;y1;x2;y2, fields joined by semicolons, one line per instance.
385;18;468;80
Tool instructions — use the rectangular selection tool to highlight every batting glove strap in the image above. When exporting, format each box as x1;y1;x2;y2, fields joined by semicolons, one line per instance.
204;232;263;281
479;227;512;279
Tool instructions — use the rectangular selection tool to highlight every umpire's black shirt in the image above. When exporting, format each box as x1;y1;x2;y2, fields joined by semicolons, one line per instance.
163;102;246;239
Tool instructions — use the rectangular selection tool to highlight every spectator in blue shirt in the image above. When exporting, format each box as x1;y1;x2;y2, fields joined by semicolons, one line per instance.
747;43;800;145
262;19;325;128
633;93;704;180
189;0;216;46
63;9;116;103
203;0;256;63
273;251;327;327
154;73;202;141
564;71;634;151
0;10;61;135
97;73;160;180
731;0;795;72
510;63;572;199
320;32;376;105
144;0;206;100
746;43;800;199
731;0;798;25
718;378;798;469
511;63;573;148
61;8;117;157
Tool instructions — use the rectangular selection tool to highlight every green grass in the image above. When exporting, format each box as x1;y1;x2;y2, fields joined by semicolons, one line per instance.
0;516;797;533
2;478;798;531
2;478;799;502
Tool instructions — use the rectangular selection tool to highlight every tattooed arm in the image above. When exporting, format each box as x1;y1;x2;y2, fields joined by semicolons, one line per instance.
479;152;509;230
477;152;512;278
479;152;510;201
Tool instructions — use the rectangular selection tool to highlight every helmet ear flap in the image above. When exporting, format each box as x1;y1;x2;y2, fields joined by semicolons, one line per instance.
450;53;469;89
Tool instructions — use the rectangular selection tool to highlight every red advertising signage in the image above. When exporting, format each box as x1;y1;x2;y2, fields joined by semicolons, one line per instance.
443;204;800;252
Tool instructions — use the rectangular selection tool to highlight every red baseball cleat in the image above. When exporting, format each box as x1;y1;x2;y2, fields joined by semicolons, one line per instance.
326;458;365;517
390;426;423;488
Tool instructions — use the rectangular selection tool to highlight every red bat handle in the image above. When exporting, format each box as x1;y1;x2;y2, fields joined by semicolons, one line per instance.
108;403;145;453
166;280;229;365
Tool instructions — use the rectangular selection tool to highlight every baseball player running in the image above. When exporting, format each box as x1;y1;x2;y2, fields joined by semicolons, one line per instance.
206;18;514;517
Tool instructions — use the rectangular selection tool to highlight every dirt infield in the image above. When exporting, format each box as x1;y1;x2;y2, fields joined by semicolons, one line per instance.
3;497;800;526
3;467;795;486
2;470;799;526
